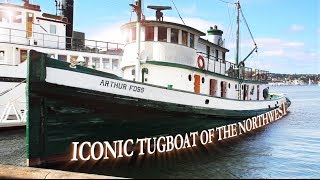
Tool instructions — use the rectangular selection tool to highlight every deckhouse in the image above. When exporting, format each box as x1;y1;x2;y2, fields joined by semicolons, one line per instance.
121;19;269;101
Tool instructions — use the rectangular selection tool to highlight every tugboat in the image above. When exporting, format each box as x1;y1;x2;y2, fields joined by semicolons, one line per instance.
0;0;123;125
26;0;290;166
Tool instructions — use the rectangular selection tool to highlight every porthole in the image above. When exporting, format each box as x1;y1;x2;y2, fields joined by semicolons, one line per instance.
188;75;192;81
205;99;209;104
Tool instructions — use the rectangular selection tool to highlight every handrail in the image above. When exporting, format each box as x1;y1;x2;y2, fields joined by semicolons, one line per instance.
196;51;269;82
0;26;124;55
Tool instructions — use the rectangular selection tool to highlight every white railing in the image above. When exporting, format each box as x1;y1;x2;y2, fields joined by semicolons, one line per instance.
0;102;26;126
0;27;124;55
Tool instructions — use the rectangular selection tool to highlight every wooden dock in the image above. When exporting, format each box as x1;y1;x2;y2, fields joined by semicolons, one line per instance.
0;165;126;179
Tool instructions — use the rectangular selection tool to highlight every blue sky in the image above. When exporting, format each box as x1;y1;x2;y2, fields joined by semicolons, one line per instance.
10;0;320;74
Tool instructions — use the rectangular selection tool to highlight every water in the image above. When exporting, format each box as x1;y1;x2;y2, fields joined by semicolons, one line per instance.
1;86;319;178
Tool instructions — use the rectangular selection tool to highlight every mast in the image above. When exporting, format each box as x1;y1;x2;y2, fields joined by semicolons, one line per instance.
136;0;141;82
131;0;142;82
235;0;240;67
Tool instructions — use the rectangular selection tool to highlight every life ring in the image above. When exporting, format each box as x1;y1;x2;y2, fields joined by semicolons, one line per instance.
197;55;205;69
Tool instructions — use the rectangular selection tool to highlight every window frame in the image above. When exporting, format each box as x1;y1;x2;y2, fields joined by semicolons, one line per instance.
158;27;167;42
145;26;154;41
50;24;57;34
170;28;179;44
182;30;188;46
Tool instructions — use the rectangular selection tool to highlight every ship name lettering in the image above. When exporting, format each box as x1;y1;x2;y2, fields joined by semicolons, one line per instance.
100;80;144;93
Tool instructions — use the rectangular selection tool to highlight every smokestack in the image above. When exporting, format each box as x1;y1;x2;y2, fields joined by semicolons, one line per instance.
62;0;74;50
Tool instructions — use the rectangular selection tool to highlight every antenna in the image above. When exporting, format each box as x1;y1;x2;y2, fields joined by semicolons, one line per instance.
147;6;172;21
55;0;64;16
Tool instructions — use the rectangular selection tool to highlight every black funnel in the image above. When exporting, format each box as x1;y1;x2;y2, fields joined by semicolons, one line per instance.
62;0;74;50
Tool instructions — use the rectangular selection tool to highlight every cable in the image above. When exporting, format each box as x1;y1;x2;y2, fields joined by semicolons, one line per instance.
171;0;185;25
0;79;26;97
240;8;257;46
216;0;236;5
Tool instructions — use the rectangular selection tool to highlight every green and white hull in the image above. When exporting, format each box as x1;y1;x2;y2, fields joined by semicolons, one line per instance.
26;50;290;166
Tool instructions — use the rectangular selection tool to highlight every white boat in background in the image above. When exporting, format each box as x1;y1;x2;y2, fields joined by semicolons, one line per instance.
0;0;123;124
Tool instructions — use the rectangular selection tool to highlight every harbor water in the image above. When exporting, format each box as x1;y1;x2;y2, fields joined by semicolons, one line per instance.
1;85;319;178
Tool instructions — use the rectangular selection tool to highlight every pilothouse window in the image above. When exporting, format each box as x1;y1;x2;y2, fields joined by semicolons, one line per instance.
171;28;179;44
190;33;194;48
145;26;154;41
182;31;188;46
131;27;136;41
158;27;167;42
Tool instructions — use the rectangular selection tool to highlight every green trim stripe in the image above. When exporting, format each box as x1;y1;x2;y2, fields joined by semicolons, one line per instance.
145;61;268;85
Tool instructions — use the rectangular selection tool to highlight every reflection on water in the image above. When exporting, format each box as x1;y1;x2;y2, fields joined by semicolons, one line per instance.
52;86;320;178
1;86;319;178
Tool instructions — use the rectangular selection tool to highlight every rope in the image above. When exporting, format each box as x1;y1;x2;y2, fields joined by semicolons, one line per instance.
171;0;185;25
0;79;26;97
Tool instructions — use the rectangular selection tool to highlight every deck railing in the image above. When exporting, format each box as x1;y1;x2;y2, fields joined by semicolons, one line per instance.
197;52;269;82
0;27;124;55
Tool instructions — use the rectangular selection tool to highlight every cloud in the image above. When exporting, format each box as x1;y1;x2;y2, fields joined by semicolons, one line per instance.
86;22;124;43
164;16;223;35
289;24;305;32
181;3;197;15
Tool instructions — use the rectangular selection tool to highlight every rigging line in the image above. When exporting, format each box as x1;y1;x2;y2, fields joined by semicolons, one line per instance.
226;3;236;47
0;79;26;97
171;0;185;25
216;0;236;5
240;8;257;47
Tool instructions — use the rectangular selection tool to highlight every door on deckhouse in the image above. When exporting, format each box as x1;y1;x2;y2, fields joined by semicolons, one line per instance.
243;84;249;100
194;75;201;94
220;81;227;98
209;79;217;96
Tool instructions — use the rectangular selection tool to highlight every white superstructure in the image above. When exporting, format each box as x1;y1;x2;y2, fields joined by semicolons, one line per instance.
120;20;269;102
